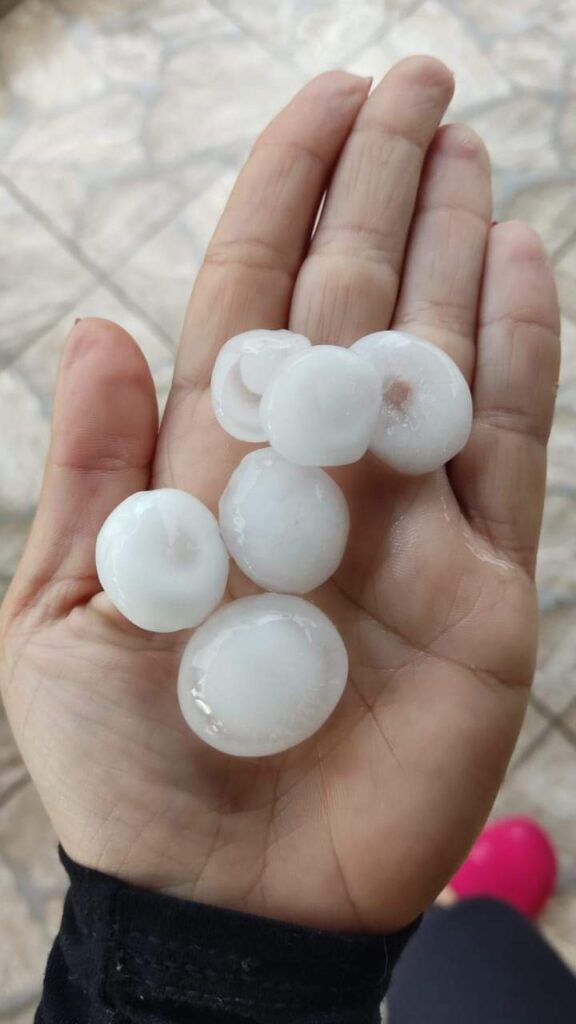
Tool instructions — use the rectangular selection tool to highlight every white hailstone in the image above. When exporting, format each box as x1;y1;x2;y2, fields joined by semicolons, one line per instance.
96;489;229;633
177;594;348;756
211;329;311;442
352;331;473;475
260;345;382;466
219;447;349;594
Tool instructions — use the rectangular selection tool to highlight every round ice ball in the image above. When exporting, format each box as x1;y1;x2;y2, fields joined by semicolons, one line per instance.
96;489;229;633
352;331;473;475
260;345;382;466
211;329;311;442
177;594;348;756
219;447;349;594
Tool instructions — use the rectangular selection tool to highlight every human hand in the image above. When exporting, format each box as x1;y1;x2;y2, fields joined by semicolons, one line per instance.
0;59;560;932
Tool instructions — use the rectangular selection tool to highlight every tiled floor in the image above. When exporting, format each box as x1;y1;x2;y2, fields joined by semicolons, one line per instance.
0;0;575;1016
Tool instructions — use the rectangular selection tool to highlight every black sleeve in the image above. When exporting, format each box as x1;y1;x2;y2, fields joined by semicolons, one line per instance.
36;847;420;1024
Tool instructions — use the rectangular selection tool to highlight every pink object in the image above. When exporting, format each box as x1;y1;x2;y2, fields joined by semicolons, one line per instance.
451;817;557;919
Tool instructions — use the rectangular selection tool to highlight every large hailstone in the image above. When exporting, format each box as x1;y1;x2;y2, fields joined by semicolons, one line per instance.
211;329;311;442
219;447;349;594
352;331;473;475
177;594;348;756
96;489;229;632
260;345;382;466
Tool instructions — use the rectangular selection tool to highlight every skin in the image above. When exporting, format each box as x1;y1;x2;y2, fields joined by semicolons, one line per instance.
0;58;561;933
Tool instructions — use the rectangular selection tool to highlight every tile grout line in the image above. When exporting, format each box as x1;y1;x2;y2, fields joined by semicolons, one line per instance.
207;0;304;72
510;719;554;773
0;277;95;377
515;693;576;770
0;171;174;347
0;141;255;368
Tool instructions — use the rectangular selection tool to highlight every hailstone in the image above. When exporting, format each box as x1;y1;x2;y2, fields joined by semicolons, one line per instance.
177;593;348;756
211;329;310;442
219;447;349;594
260;345;382;466
96;489;229;632
352;331;473;474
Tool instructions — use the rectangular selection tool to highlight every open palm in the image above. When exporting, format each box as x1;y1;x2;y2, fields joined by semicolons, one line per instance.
0;59;560;933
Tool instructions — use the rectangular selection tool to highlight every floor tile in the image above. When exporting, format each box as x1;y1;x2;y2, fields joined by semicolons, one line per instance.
0;369;50;517
561;65;576;167
0;707;28;801
56;0;236;42
502;182;576;259
556;315;576;416
0;1005;39;1024
538;488;576;607
466;96;558;174
346;1;511;114
560;700;576;741
490;27;565;90
494;728;576;865
555;255;576;422
495;726;576;966
154;361;174;417
0;0;294;270
556;240;576;322
541;890;576;972
15;285;173;412
0;856;50;1009
0;185;92;366
0;783;65;899
4;87;143;173
546;411;576;493
143;19;300;166
454;0;552;34
533;603;576;714
216;0;413;71
551;1;576;45
0;515;33;599
510;702;550;767
116;170;236;344
543;243;576;501
7;159;230;274
0;0;102;112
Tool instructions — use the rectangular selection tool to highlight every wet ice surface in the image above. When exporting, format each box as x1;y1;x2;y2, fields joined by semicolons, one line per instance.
177;593;349;756
352;331;473;475
211;329;310;442
219;447;350;594
96;489;229;632
260;344;382;466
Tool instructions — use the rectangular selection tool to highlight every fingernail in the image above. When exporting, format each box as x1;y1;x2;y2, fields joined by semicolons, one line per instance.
347;73;372;89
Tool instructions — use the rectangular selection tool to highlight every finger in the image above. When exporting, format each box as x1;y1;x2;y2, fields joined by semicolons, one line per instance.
392;124;492;379
290;57;455;345
171;72;370;393
154;71;371;493
450;222;561;575
4;319;158;619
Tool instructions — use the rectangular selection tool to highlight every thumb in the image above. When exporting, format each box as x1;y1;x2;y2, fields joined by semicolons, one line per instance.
2;318;159;626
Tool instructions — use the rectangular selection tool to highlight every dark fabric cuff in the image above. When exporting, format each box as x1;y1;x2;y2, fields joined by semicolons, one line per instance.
38;846;420;1024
